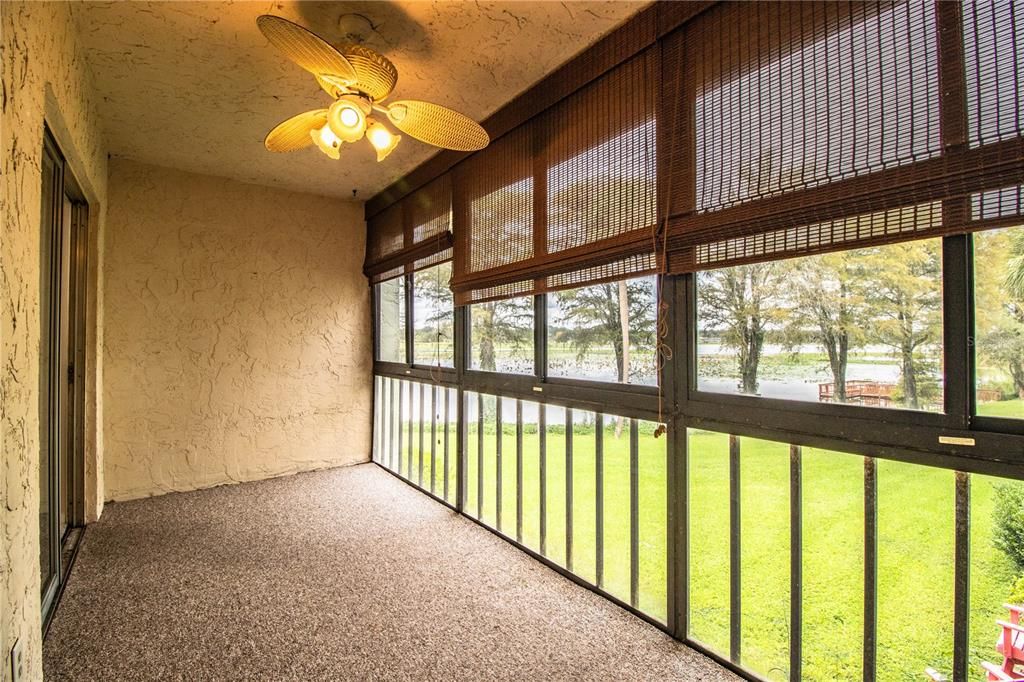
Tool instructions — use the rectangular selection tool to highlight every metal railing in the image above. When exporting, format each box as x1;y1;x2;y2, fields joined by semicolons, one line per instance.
372;373;1017;682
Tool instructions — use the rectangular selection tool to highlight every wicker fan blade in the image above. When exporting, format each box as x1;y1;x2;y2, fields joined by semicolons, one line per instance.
385;100;489;152
257;15;357;85
342;44;399;101
264;109;329;152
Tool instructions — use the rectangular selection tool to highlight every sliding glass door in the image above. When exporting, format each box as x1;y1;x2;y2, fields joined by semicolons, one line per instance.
39;128;88;627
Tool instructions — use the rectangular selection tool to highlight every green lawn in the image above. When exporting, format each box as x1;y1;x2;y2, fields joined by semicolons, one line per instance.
976;398;1024;419
375;397;1018;682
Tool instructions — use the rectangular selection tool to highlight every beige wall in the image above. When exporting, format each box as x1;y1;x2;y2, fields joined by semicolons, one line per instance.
102;159;372;502
1;2;109;679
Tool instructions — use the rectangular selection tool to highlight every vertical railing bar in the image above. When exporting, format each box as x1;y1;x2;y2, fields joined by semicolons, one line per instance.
496;398;504;532
477;392;484;519
418;382;425;487
953;471;970;682
454;304;467;513
403;378;411;481
864;456;878;682
444;388;450;502
382;376;388;465
456;387;466;513
384;378;392;469
630;418;640;609
596;413;605;589
566;407;574;572
516;399;524;544
790;444;803;682
540;405;548;556
372;376;380;463
729;433;741;664
674;413;690;640
390;378;398;471
381;376;387;465
397;381;405;476
430;385;437;495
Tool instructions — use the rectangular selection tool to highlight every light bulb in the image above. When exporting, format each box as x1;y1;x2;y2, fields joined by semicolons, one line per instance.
327;95;367;143
366;119;400;162
310;124;341;160
339;107;360;128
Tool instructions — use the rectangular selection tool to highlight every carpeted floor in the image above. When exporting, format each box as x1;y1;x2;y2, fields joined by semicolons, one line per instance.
44;463;737;681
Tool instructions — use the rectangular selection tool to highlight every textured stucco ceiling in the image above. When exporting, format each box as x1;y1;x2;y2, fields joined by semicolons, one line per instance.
72;1;648;200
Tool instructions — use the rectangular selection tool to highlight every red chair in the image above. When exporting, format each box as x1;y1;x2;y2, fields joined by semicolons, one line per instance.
985;604;1024;682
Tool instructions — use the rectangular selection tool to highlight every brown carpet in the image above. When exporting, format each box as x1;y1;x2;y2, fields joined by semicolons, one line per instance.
44;463;737;681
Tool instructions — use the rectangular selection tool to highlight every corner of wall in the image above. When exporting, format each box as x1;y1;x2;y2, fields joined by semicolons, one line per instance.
101;161;372;502
1;1;109;677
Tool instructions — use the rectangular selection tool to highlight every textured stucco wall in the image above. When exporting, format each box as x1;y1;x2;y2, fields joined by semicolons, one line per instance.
102;159;371;502
1;2;108;679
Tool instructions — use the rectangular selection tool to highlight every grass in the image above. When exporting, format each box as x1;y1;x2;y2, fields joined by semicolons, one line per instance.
976;398;1024;419
373;388;1018;682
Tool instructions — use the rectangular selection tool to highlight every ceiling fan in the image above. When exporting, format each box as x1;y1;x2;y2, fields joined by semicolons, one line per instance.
256;15;490;162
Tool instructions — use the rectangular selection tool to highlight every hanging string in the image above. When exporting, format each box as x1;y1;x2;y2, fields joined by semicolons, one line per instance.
651;41;684;439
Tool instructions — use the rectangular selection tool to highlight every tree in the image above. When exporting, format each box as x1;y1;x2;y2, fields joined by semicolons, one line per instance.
413;263;454;364
784;252;867;402
471;298;533;372
1005;229;1024;301
698;262;784;395
862;241;942;409
552;278;655;383
977;229;1024;398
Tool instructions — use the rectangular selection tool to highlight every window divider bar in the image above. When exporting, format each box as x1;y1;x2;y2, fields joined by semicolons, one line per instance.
630;418;640;609
864;456;878;682
566;407;574;572
371;280;380;363
596;413;605;589
953;471;970;682
790;444;803;682
497;397;504;532
540;405;548;556
404;273;414;366
535;293;548;382
942;233;972;430
517;399;524;544
478;392;485;518
729;433;741;663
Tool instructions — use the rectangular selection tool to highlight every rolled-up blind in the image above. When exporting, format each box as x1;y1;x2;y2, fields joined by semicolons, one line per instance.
662;0;1024;273
364;173;453;283
450;48;660;305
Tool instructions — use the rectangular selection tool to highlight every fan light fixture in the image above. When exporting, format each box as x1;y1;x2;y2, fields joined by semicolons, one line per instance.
327;95;368;143
366;119;400;161
257;14;489;163
310;124;342;159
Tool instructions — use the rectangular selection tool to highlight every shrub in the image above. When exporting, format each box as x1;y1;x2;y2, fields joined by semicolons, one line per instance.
1009;575;1024;605
993;481;1024;572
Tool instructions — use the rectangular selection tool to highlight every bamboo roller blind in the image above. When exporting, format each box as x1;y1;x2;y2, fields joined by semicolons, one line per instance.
365;0;1023;298
450;48;659;305
663;0;1024;272
364;173;453;283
